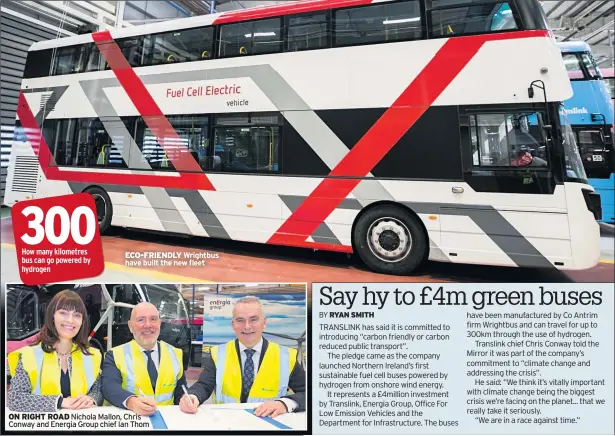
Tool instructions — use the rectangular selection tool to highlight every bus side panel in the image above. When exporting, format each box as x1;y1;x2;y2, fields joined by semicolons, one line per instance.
565;182;601;269
592;174;615;224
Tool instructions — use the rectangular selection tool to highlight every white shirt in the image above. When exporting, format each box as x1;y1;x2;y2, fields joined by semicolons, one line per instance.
239;338;298;412
122;343;159;407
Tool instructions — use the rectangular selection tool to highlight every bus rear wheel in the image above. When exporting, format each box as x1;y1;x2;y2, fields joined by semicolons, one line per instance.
85;186;112;234
353;205;427;275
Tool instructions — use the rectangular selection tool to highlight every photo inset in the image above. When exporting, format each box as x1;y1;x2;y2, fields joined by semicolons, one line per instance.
4;282;308;432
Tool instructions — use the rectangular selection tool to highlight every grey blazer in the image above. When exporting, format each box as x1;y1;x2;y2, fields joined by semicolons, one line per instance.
7;353;104;412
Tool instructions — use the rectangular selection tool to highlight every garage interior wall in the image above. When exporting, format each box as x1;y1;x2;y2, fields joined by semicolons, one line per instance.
0;11;57;203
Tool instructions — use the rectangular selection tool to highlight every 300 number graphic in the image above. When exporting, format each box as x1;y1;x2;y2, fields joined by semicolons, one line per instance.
11;193;105;285
21;205;97;245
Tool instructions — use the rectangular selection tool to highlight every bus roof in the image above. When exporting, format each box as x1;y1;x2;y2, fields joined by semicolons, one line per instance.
29;0;386;52
558;40;592;53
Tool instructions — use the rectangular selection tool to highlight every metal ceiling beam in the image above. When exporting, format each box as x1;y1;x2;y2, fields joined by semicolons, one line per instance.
566;0;594;20
0;5;77;35
581;19;615;42
545;0;566;17
562;4;614;41
573;0;610;24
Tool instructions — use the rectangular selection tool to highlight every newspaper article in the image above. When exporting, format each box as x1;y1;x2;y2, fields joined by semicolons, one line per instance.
312;283;614;435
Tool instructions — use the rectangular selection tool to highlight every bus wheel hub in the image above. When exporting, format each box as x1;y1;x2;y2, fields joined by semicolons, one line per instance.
368;218;411;262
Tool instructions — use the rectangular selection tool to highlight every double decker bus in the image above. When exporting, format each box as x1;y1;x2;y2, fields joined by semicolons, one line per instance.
559;41;614;224
3;0;601;275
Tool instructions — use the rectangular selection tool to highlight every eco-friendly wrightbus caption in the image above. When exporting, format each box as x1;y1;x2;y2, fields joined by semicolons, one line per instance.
4;0;602;275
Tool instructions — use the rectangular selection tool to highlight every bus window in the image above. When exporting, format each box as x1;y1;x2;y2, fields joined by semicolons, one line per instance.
606;78;615;98
7;287;39;341
334;1;422;47
168;114;209;170
141;284;189;323
490;2;516;31
219;17;282;57
429;1;519;37
84;43;107;72
470;112;548;167
23;49;53;79
50;44;88;75
562;53;585;80
149;26;215;65
108;36;147;69
285;12;329;52
580;52;602;79
212;113;281;173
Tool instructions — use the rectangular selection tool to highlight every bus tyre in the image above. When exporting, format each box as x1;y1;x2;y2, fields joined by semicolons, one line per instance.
85;187;112;234
353;206;427;275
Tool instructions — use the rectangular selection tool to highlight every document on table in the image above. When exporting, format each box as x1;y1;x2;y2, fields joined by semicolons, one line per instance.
157;407;289;431
274;412;307;430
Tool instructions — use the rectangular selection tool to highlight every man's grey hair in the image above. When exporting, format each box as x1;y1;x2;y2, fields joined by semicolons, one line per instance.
235;295;262;306
234;296;265;313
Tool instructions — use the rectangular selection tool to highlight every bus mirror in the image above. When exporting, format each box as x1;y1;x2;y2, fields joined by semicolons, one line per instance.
528;87;534;98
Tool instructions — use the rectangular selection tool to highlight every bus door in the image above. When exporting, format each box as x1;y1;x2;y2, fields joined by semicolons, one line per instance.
454;107;566;267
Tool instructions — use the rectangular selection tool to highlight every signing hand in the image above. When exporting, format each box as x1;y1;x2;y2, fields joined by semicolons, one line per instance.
126;396;158;416
179;394;199;414
253;400;288;418
61;394;96;409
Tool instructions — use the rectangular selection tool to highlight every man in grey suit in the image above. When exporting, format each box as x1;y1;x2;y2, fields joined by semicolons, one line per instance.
179;296;306;418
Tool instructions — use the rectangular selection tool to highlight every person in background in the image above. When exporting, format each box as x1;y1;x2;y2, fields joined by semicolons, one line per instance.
101;302;187;416
7;290;103;412
179;296;306;418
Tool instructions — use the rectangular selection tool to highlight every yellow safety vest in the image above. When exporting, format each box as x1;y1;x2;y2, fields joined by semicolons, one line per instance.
211;340;296;404
7;343;102;397
111;340;183;405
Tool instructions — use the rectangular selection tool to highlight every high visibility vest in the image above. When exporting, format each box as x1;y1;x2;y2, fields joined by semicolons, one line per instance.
111;340;183;405
7;343;102;397
210;340;296;404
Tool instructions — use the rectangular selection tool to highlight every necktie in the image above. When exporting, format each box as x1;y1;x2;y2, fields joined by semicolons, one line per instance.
242;349;255;401
144;350;158;392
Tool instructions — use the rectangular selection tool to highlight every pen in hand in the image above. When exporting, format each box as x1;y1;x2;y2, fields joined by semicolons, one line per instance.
182;385;197;413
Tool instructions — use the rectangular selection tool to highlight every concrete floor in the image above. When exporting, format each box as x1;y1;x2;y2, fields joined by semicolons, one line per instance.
1;214;613;286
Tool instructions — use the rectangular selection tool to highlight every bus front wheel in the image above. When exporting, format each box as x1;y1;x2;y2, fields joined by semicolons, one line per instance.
85;186;113;234
353;205;427;275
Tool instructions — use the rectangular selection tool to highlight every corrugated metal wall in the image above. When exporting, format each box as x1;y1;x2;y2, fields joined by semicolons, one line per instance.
0;11;57;203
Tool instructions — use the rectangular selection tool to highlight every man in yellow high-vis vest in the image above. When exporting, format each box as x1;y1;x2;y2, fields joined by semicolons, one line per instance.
101;303;187;416
179;296;306;418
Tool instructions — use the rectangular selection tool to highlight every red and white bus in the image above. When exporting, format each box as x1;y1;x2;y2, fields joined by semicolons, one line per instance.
3;0;602;275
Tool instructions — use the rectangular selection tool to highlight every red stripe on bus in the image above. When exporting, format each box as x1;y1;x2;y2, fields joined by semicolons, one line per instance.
212;0;372;24
268;30;549;248
92;31;213;188
17;92;215;191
